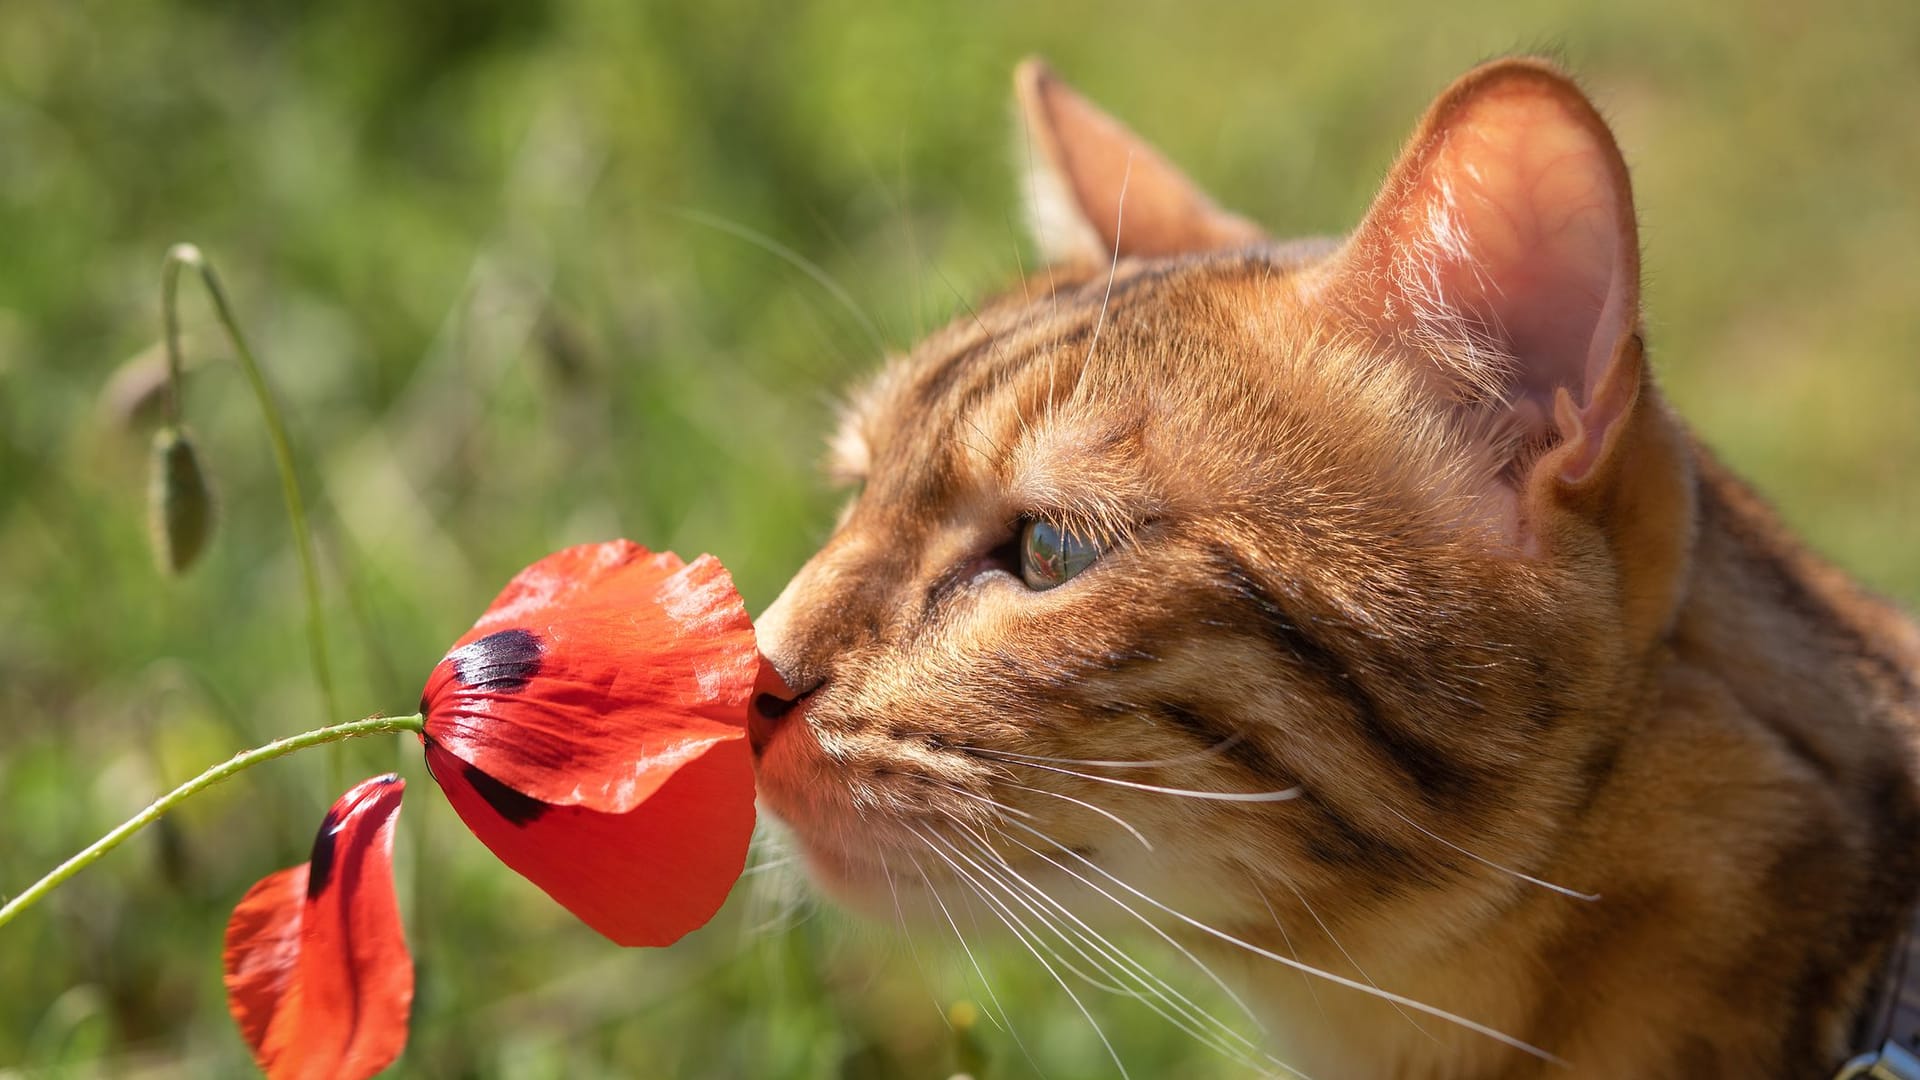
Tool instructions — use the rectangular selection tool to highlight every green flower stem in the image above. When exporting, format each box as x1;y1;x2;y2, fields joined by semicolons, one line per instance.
0;712;424;932
161;243;343;789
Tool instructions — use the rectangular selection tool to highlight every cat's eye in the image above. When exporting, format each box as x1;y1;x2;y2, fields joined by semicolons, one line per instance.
1020;520;1101;590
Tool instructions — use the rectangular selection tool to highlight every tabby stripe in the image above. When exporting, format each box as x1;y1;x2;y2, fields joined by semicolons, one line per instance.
909;284;1095;419
1568;730;1628;817
1695;478;1849;783
1203;544;1483;806
928;252;1283;452
942;319;1096;426
1697;461;1916;705
1153;702;1299;794
1151;703;1424;885
1294;787;1422;890
933;254;1229;418
911;328;1005;411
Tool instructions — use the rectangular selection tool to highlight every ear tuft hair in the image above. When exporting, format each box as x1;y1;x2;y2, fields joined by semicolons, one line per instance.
1015;58;1264;265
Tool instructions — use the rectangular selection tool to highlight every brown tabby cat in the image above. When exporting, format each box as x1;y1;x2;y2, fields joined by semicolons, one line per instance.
747;57;1920;1078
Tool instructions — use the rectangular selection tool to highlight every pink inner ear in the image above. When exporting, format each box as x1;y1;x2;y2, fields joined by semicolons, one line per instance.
1309;62;1644;544
1411;93;1631;412
1322;70;1640;455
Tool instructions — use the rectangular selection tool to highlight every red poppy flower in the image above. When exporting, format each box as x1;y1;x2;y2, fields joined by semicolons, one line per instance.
418;539;761;947
223;774;412;1080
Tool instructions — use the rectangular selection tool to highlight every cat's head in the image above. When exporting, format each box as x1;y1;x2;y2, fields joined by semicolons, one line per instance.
750;58;1694;947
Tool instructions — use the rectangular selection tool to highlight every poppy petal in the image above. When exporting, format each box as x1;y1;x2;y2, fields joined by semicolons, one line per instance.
223;865;306;1057
424;738;754;947
223;775;412;1080
421;542;758;814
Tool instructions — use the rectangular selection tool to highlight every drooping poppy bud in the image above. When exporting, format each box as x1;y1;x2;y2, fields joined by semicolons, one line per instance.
100;340;177;430
419;540;761;947
147;425;215;574
223;775;412;1080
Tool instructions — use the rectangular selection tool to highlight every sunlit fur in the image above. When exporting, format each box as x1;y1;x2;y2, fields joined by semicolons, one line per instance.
752;58;1920;1078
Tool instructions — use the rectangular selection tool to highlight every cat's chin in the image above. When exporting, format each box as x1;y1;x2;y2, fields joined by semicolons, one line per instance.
788;839;906;918
759;811;969;923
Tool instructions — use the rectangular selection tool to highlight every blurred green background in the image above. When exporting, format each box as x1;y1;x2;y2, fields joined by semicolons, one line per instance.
1;0;1914;1076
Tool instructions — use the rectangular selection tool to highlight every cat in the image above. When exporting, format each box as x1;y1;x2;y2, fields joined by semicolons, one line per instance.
746;56;1920;1079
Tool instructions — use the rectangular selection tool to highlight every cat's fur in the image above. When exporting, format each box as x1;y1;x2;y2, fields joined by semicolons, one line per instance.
748;57;1920;1078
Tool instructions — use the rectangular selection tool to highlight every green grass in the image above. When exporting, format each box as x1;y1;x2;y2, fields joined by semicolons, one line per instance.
1;1;1915;1076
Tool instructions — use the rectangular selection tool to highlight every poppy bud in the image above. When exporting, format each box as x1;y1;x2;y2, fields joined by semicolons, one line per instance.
147;425;215;574
535;308;593;389
99;341;173;431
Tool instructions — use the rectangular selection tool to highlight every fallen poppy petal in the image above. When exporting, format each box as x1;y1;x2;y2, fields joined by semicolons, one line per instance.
421;541;758;814
223;775;412;1080
424;737;754;947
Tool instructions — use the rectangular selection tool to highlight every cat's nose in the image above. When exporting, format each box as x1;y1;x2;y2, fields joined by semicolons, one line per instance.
749;660;819;756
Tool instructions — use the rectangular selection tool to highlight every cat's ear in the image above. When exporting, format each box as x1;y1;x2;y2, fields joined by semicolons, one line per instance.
1016;58;1264;265
1311;58;1641;493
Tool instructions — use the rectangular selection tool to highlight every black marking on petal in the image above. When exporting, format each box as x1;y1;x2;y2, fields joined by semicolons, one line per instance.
449;628;544;694
304;775;400;899
307;807;342;899
462;763;549;826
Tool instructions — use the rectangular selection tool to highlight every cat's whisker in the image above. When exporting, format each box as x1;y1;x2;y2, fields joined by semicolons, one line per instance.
907;823;1136;1080
967;816;1271;1038
905;849;1061;1080
936;880;1059;1080
922;826;1141;1000
940;823;1288;1074
933;810;1290;1060
954;734;1252;771
1377;801;1601;902
740;829;816;937
1073;151;1133;413
1000;818;1565;1066
667;206;887;357
880;845;956;1031
1272;871;1438;1047
959;413;1009;466
1252;879;1329;1025
740;855;797;876
926;778;1036;821
944;820;1193;1000
902;852;1017;1038
1004;209;1033;305
968;749;1303;803
742;881;819;938
996;779;1154;851
924;824;1289;1079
